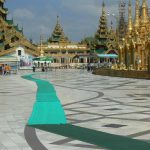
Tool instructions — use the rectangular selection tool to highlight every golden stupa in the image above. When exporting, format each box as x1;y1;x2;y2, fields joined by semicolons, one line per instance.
119;0;150;71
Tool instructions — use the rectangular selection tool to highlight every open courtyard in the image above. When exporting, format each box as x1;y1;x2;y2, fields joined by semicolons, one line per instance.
0;70;150;149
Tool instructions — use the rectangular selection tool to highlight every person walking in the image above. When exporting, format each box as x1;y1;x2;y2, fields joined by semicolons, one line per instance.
8;65;11;74
42;66;45;72
4;64;10;75
0;64;3;75
4;64;7;75
3;64;6;75
87;63;90;72
32;65;36;72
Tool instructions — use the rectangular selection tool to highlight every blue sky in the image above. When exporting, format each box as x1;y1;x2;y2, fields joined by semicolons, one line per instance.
5;0;150;43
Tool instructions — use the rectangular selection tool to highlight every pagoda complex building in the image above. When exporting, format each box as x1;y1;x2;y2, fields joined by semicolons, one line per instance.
38;16;90;68
0;0;39;68
95;1;118;58
119;0;150;71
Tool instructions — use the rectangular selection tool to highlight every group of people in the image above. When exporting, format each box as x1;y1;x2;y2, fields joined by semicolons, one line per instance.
0;64;11;75
32;65;50;72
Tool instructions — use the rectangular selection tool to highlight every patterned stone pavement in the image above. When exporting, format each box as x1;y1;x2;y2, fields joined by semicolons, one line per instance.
0;69;150;149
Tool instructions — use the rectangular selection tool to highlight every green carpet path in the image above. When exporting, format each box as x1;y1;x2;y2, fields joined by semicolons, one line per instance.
22;74;67;125
23;73;150;150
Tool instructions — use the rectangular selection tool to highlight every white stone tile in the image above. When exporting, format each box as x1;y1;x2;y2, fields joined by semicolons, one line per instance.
0;70;150;149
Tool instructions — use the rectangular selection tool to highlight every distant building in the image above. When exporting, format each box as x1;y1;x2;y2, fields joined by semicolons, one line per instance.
0;0;39;68
38;16;90;68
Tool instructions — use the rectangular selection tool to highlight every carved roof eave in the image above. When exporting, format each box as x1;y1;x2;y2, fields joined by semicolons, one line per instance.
0;7;8;15
0;0;5;3
105;49;118;54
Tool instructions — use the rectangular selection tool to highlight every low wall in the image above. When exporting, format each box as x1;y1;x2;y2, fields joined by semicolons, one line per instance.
93;69;150;79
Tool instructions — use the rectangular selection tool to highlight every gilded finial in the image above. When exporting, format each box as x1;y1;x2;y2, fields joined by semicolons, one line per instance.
127;0;132;33
102;0;105;13
21;26;24;34
102;0;105;7
141;0;149;24
40;34;44;57
111;21;113;29
134;0;140;29
57;16;60;24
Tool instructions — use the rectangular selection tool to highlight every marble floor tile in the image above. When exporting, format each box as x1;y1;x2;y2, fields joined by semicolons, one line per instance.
0;70;150;149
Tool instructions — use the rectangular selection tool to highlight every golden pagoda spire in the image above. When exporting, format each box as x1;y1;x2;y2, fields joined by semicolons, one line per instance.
102;0;105;13
134;0;140;29
57;15;60;25
141;0;149;24
127;0;133;33
40;35;44;57
95;0;108;50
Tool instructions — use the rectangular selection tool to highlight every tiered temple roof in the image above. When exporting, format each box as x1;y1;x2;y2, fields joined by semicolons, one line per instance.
107;22;118;51
95;1;108;51
95;1;118;53
48;16;69;43
0;0;8;20
0;0;38;56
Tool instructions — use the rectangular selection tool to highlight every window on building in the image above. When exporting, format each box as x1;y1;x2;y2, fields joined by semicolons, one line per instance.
80;58;84;63
61;58;65;63
18;50;21;56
